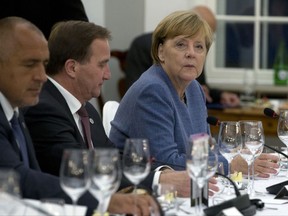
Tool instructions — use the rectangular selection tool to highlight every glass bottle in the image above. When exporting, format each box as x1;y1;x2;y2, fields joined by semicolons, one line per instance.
274;41;288;85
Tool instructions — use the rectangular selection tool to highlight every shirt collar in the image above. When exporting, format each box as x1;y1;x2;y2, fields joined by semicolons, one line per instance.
48;77;82;114
0;92;19;121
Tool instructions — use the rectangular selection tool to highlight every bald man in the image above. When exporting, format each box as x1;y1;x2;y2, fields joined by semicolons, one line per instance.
124;5;240;107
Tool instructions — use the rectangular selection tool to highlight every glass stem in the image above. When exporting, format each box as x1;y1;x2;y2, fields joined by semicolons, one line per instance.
198;186;203;215
133;184;137;216
227;161;232;195
194;183;199;216
247;163;251;194
99;194;105;215
251;158;256;196
72;199;77;216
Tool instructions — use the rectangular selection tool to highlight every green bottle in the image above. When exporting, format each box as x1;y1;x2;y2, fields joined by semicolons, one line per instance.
274;41;288;85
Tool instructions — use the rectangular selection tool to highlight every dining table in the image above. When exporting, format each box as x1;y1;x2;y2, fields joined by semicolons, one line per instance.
166;170;288;215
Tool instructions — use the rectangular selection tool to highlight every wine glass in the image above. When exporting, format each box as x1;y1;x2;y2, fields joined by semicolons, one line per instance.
0;169;21;215
89;148;121;216
212;162;226;205
60;149;90;216
123;138;151;191
277;109;288;176
218;121;241;195
186;133;209;216
239;144;254;194
123;138;151;214
240;120;264;196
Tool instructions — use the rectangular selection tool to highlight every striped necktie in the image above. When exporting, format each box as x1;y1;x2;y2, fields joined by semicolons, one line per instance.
77;106;93;149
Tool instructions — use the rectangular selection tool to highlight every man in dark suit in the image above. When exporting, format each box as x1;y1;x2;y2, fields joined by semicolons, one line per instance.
0;17;159;216
24;20;199;198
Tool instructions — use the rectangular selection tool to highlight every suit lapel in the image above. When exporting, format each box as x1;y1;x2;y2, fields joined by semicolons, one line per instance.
0;106;20;154
44;81;87;148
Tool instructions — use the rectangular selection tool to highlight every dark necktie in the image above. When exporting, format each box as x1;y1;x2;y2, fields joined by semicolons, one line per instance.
77;106;93;149
10;112;30;167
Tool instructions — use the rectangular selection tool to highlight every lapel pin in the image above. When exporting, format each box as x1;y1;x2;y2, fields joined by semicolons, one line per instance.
89;118;94;124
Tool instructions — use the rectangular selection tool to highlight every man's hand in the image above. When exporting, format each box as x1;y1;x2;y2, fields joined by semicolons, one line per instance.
231;153;279;178
208;177;219;196
108;193;160;216
220;92;240;107
159;170;219;197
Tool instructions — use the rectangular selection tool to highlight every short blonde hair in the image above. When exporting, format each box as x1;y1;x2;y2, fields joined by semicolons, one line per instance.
151;10;213;64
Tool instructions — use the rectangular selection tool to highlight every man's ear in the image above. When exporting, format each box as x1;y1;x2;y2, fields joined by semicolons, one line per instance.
65;59;77;78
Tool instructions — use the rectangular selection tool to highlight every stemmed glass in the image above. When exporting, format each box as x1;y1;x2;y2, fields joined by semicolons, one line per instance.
60;149;90;216
123;138;151;191
277;110;288;176
240;120;264;196
123;138;151;214
239;143;254;194
218;121;242;195
186;133;209;216
0;169;21;215
89;148;121;216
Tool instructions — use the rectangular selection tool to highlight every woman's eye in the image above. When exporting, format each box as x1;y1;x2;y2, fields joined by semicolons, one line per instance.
195;44;205;53
176;42;187;49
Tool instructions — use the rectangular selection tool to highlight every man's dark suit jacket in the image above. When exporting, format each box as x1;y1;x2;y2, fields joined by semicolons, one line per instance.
24;80;154;190
0;104;97;215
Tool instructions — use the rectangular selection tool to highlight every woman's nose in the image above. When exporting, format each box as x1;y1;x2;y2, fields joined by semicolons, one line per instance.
185;46;195;58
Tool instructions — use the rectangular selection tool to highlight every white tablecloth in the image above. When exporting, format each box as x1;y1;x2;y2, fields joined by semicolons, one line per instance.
1;198;87;216
167;171;288;215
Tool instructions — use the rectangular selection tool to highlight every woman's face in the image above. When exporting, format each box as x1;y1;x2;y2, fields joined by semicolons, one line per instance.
158;33;207;87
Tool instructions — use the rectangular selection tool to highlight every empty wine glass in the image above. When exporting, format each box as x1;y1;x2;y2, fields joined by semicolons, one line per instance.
60;149;90;216
186;133;209;216
0;169;21;197
123;138;151;215
0;169;21;215
212;162;226;205
123;138;151;191
239;144;254;194
218;121;241;195
240;120;264;196
277;109;288;176
89;148;121;216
